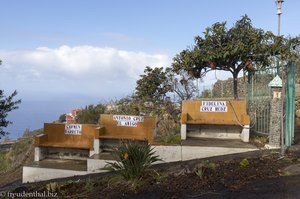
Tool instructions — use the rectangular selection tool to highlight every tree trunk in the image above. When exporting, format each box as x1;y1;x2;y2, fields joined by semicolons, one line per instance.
233;72;238;99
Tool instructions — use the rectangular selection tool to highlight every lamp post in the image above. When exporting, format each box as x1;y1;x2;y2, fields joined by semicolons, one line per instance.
276;0;284;36
275;0;285;156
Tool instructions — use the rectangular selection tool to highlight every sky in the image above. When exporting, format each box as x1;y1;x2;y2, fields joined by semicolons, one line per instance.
0;0;300;139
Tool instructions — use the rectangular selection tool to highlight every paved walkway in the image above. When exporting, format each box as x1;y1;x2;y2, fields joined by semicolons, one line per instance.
181;138;256;149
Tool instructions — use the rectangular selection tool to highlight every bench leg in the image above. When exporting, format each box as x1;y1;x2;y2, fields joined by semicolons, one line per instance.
181;124;187;140
241;125;250;142
34;147;45;161
93;139;100;154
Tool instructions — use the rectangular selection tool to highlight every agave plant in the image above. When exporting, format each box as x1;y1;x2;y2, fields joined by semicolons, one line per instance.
104;140;161;181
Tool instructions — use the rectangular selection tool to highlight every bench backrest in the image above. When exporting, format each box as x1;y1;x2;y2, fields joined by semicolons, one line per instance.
181;100;250;126
98;114;156;143
41;123;97;147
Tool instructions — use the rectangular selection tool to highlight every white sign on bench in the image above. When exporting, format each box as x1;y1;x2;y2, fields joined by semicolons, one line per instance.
113;115;144;127
200;101;227;112
64;124;82;135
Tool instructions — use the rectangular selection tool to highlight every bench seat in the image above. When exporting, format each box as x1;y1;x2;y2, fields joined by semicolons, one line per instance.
95;114;156;144
34;123;97;161
181;100;250;142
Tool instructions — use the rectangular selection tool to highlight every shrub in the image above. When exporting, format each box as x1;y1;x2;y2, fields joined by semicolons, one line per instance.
195;161;217;179
239;158;250;168
104;141;161;181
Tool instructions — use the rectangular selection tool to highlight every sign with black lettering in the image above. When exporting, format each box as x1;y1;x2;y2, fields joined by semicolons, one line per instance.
113;115;144;127
200;101;227;112
65;124;82;135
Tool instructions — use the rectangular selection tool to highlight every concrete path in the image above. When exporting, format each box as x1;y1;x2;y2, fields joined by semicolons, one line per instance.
23;138;258;183
181;138;256;148
154;138;258;162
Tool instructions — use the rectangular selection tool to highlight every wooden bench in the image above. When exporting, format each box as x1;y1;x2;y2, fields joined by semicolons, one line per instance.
34;123;97;161
181;100;250;142
94;114;156;152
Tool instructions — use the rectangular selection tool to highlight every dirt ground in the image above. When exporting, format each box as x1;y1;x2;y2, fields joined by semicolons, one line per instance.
91;150;300;199
1;121;300;198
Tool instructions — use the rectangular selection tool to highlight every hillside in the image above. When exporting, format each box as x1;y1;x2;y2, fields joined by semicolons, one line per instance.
0;136;35;188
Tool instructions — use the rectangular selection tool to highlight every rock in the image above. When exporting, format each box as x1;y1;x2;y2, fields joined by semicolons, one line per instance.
296;110;300;118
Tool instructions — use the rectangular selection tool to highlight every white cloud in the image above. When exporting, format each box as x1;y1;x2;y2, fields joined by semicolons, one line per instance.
0;45;171;100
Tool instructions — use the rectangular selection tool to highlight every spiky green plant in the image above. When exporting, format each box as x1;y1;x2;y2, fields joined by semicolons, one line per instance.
104;141;161;181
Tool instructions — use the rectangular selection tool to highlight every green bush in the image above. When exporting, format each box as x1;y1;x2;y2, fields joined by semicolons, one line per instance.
239;158;250;168
104;141;161;181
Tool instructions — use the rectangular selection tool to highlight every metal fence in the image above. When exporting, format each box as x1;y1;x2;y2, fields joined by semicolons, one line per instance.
247;67;277;135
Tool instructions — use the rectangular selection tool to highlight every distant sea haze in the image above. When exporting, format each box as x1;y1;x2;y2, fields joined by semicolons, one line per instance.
4;100;85;140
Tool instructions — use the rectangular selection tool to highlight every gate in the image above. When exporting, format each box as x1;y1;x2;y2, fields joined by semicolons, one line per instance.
247;67;277;135
247;62;296;146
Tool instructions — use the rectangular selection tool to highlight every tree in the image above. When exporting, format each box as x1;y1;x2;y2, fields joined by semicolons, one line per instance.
172;15;299;99
0;90;21;139
107;95;140;115
76;104;106;124
58;113;66;123
166;67;197;101
135;66;172;105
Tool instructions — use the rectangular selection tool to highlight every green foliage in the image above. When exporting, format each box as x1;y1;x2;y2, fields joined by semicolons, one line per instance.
0;90;21;138
76;103;106;124
107;95;140;115
0;136;33;173
104;141;161;181
249;134;268;148
172;15;300;99
0;151;10;173
280;171;291;177
207;162;217;170
134;66;179;117
84;178;96;192
201;89;213;98
166;67;197;101
239;158;250;168
157;117;181;145
159;134;181;145
195;161;217;179
283;156;293;163
58;113;66;123
135;66;172;106
46;182;62;192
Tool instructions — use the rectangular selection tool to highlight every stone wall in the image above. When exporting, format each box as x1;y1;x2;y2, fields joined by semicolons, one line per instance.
210;65;300;118
212;77;247;98
268;87;282;147
212;74;273;99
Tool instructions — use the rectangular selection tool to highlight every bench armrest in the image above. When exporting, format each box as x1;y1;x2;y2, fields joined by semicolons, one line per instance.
95;126;106;138
241;114;250;125
181;113;188;124
35;134;48;146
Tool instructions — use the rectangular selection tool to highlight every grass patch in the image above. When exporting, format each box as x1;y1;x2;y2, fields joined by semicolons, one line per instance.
0;151;10;173
0;136;33;173
158;134;181;145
